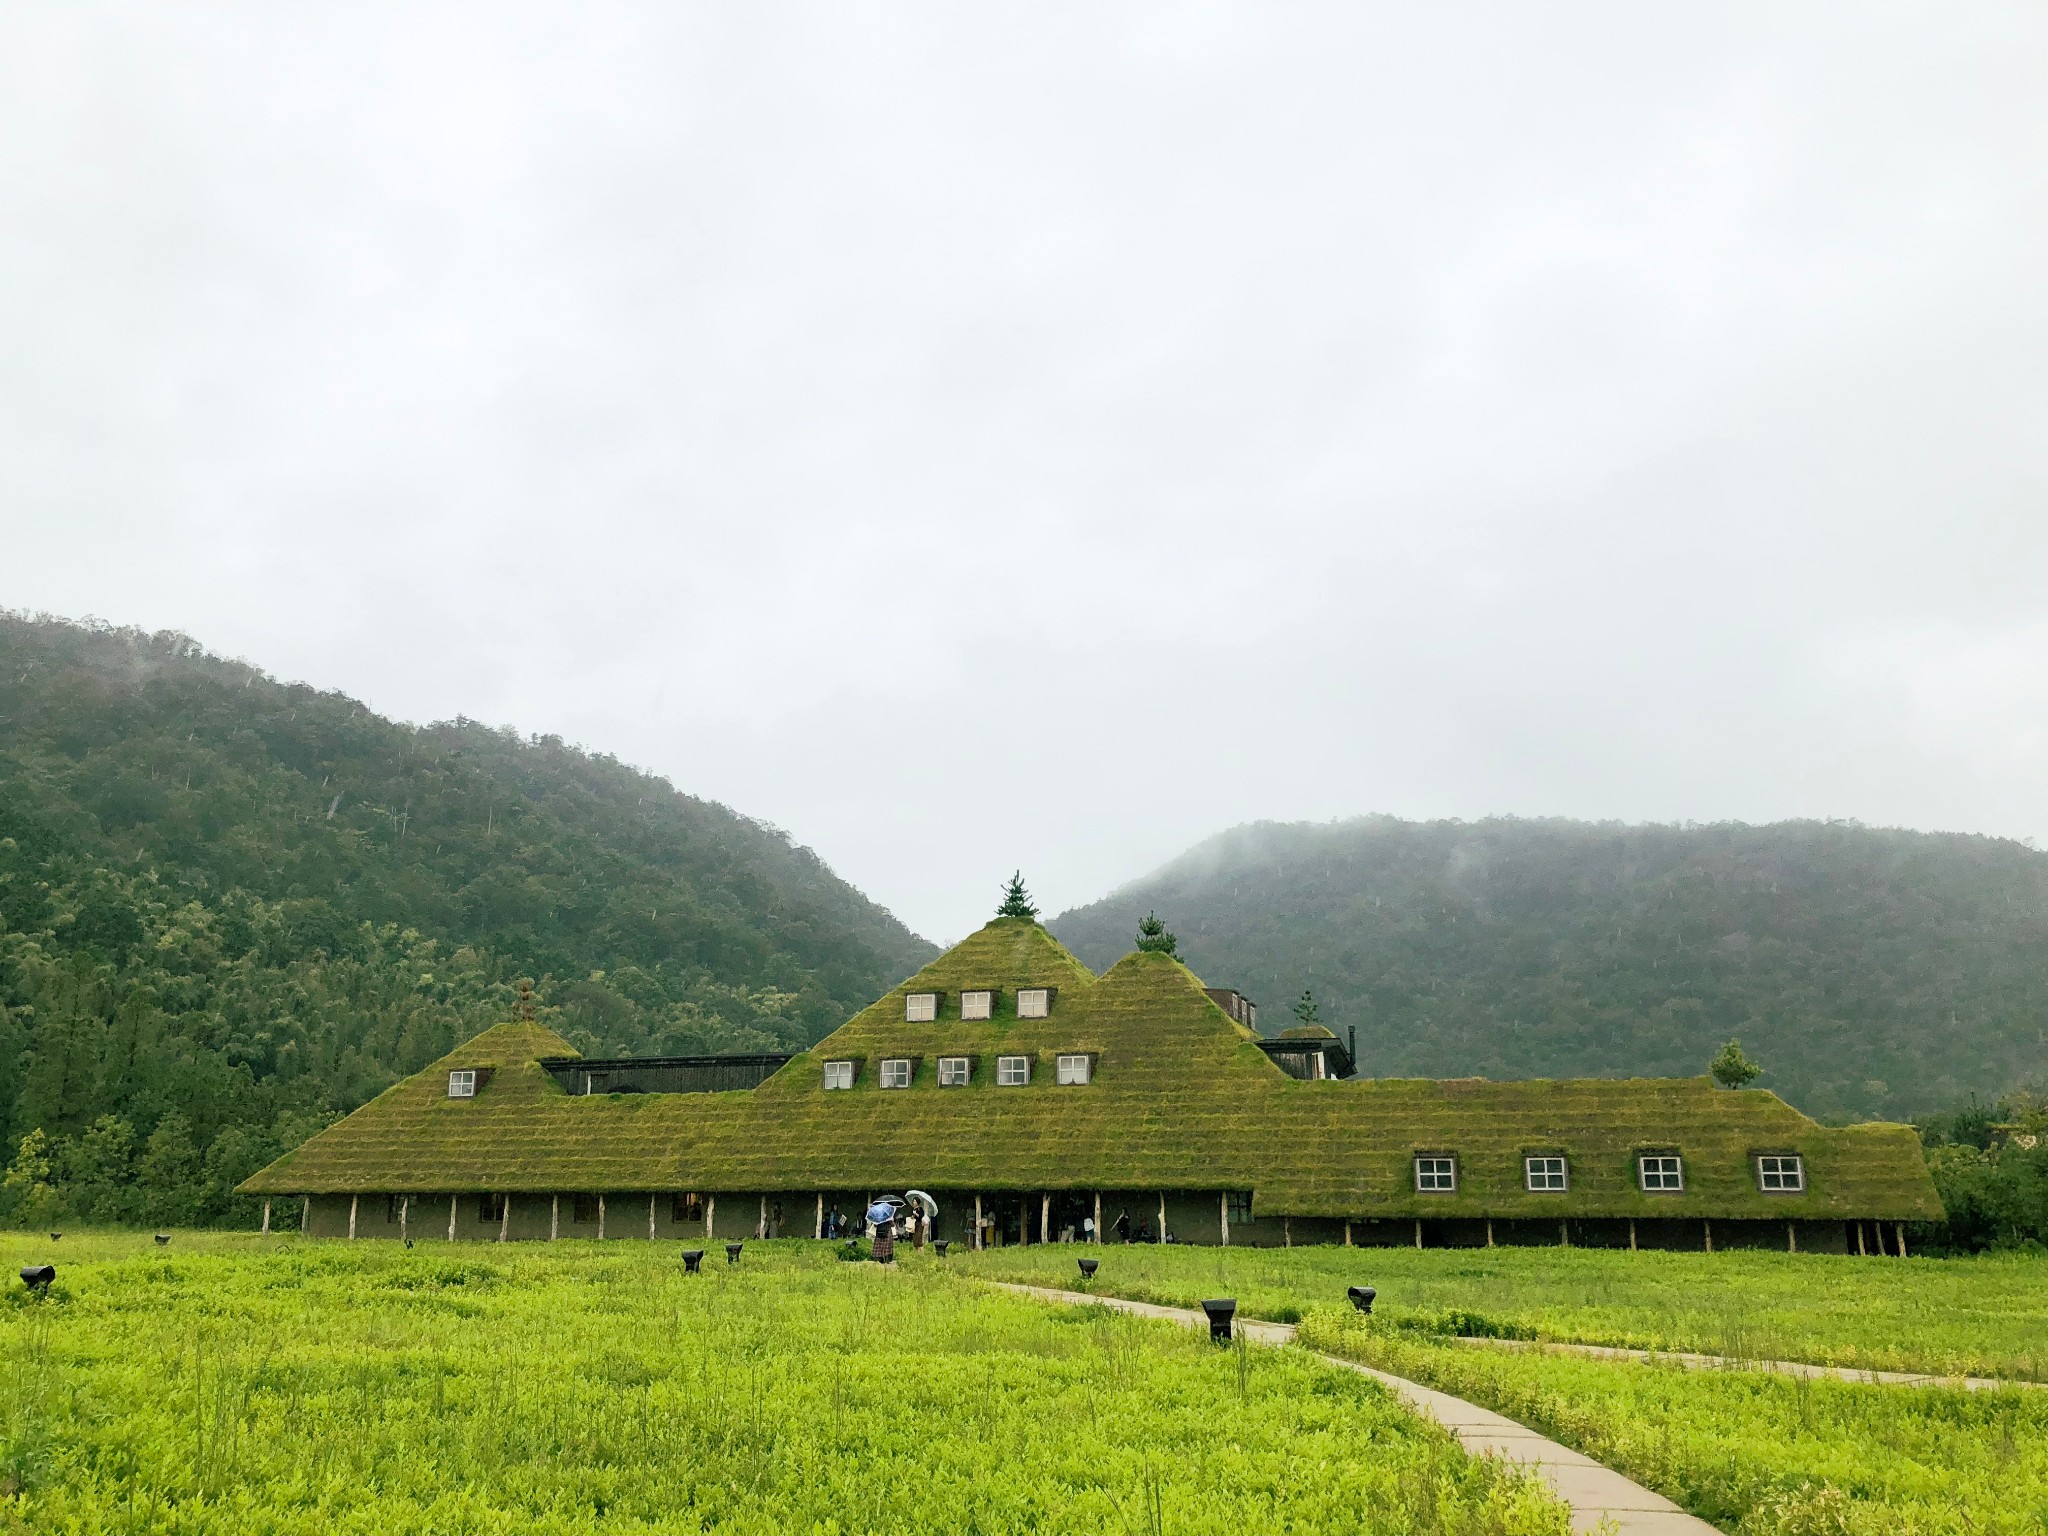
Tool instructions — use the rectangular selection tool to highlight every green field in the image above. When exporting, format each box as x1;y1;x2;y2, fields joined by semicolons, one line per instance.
0;1233;1567;1535
964;1243;2048;1534
964;1241;2048;1381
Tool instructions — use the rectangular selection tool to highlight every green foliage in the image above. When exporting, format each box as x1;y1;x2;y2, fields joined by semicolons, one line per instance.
995;870;1038;919
1712;1038;1764;1089
0;1233;1573;1534
0;613;935;1226
0;1130;60;1229
1292;989;1322;1028
1134;910;1178;956
1054;816;2048;1118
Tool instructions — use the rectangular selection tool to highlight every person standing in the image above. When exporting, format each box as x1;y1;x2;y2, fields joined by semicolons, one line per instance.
1114;1208;1131;1243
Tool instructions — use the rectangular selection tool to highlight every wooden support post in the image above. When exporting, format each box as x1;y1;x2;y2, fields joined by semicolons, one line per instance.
261;1199;271;1236
705;1195;715;1239
649;1194;657;1240
1414;1218;1422;1250
1219;1192;1230;1247
815;1193;824;1240
1486;1219;1494;1248
1559;1219;1568;1248
1343;1220;1352;1247
758;1195;768;1240
499;1195;510;1244
1157;1192;1167;1243
401;1196;410;1243
447;1194;457;1242
598;1194;606;1242
1787;1221;1796;1254
1283;1216;1292;1248
1856;1221;1866;1257
1703;1219;1713;1254
550;1194;559;1241
1093;1192;1102;1244
1897;1222;1908;1258
974;1194;984;1251
1629;1218;1637;1251
300;1197;310;1236
348;1193;358;1240
1041;1193;1050;1245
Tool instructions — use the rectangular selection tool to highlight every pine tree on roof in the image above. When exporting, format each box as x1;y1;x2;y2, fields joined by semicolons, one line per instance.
1135;911;1178;957
1292;990;1321;1027
996;871;1038;919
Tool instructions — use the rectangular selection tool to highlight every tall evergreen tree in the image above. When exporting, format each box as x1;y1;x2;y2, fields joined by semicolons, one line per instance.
1134;912;1178;957
996;872;1038;920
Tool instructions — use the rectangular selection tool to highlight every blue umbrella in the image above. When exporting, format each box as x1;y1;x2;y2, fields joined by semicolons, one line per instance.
866;1201;898;1226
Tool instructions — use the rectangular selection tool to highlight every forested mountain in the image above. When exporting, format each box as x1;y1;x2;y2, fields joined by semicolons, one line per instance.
1053;817;2048;1122
0;613;933;1226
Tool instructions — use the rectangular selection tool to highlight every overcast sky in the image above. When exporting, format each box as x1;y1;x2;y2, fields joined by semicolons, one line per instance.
3;4;2044;944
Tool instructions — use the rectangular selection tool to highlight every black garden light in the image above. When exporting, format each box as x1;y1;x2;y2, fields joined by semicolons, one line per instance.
1200;1297;1237;1344
725;1242;744;1265
1347;1286;1377;1314
49;1232;61;1242
933;1240;950;1257
1078;1257;1100;1280
681;1248;705;1274
155;1234;170;1246
20;1265;54;1294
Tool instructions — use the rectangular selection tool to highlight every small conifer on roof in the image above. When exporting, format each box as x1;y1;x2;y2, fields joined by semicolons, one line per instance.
996;871;1038;919
1710;1038;1763;1089
1135;911;1178;957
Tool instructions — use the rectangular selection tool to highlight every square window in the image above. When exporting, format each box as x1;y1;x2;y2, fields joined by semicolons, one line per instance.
1226;1190;1253;1221
448;1069;477;1098
572;1193;600;1224
1525;1155;1569;1192
938;1056;972;1086
1056;1054;1092;1085
996;1054;1030;1086
1414;1155;1457;1193
479;1192;506;1223
1757;1154;1804;1192
1017;988;1050;1019
1639;1154;1684;1192
905;992;938;1023
879;1058;912;1089
960;990;993;1021
823;1060;855;1091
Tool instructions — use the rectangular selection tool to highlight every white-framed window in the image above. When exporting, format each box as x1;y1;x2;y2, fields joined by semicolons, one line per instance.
1056;1054;1092;1085
1017;988;1050;1019
1757;1154;1804;1192
960;990;993;1021
996;1054;1030;1086
448;1069;477;1098
1414;1155;1457;1192
938;1055;972;1086
1525;1155;1568;1192
1639;1154;1685;1192
905;992;938;1023
823;1060;855;1091
879;1058;912;1089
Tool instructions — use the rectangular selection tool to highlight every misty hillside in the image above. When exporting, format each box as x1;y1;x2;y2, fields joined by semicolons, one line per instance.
1053;817;2048;1120
0;613;934;1220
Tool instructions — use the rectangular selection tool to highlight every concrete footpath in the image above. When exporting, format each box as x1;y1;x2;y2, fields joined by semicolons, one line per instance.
992;1283;1719;1536
1451;1333;2038;1391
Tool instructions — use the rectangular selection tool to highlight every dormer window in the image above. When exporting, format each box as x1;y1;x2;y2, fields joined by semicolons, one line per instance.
1525;1155;1568;1192
905;992;939;1023
938;1056;972;1086
1017;988;1051;1019
879;1058;913;1089
1757;1154;1804;1192
1639;1154;1685;1192
1056;1054;1093;1085
996;1054;1030;1086
1414;1155;1457;1192
960;990;994;1021
823;1060;856;1090
448;1070;477;1098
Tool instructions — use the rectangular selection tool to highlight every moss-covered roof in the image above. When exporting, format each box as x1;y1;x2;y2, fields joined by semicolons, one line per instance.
244;918;1942;1220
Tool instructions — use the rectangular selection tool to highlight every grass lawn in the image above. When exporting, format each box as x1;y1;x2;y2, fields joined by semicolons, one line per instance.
963;1242;2048;1534
0;1232;1568;1535
961;1241;2048;1380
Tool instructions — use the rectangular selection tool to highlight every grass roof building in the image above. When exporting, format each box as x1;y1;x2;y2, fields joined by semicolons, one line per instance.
243;917;1941;1254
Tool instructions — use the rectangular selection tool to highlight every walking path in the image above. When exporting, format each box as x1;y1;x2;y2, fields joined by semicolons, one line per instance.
1449;1334;2037;1391
991;1283;1717;1535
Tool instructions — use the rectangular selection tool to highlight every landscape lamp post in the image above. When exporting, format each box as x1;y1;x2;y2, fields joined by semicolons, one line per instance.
1200;1298;1236;1344
1347;1286;1376;1314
